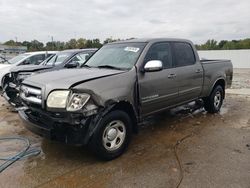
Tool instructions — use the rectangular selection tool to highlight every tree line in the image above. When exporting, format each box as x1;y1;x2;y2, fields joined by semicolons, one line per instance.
1;38;122;52
2;38;250;51
195;38;250;50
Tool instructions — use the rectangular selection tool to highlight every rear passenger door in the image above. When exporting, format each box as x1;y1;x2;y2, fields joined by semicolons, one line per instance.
172;42;203;103
139;42;179;116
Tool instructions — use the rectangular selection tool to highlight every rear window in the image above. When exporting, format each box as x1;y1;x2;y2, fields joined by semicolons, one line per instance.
173;42;195;67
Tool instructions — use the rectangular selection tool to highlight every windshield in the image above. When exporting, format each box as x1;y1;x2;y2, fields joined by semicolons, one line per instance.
84;42;146;69
8;54;30;64
45;52;71;66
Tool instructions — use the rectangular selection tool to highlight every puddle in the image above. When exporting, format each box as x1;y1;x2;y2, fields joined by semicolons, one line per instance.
219;106;228;115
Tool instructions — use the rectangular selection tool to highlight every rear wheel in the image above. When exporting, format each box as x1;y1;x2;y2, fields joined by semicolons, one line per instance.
89;110;132;160
203;85;224;113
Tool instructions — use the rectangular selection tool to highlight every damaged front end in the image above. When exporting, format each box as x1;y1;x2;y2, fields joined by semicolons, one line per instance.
2;72;35;107
2;73;22;107
19;87;107;145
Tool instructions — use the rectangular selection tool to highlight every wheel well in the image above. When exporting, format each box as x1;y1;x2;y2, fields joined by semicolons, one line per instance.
1;73;11;88
1;75;7;89
213;79;225;98
111;101;138;133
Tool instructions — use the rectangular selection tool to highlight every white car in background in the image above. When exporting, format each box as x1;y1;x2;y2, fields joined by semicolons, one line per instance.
0;51;57;88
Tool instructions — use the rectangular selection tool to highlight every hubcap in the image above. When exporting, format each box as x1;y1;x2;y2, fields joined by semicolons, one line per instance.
214;91;221;108
102;120;126;151
107;128;117;141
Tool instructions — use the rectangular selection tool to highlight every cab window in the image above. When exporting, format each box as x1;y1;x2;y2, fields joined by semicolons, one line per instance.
21;54;45;65
173;42;196;67
68;52;91;67
144;42;172;69
31;54;46;64
46;53;55;59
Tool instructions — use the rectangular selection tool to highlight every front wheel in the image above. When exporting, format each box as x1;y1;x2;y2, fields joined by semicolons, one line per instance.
203;85;224;113
89;110;132;160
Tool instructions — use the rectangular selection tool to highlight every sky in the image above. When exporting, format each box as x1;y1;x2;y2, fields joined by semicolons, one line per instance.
0;0;249;44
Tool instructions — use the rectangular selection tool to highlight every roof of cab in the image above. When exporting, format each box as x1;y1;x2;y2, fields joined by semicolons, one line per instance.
109;38;193;44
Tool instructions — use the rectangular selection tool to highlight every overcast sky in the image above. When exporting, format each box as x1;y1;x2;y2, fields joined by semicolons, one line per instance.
0;0;249;44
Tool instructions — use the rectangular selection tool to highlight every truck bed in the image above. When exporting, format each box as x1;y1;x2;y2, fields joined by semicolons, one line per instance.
200;59;231;63
200;59;233;97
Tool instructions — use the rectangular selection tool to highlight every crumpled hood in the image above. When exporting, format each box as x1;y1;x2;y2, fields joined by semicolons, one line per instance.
10;65;53;73
23;68;125;92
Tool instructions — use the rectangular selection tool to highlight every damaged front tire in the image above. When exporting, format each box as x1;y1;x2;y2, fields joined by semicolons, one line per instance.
89;110;132;160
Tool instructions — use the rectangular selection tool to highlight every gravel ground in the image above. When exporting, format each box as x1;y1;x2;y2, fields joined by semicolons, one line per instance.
0;69;249;188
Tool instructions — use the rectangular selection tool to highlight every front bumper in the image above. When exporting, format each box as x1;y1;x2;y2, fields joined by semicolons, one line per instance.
19;110;52;139
19;109;93;145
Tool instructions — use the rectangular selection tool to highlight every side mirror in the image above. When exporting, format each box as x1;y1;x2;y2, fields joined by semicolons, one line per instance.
37;60;43;64
22;59;30;65
143;60;163;72
34;60;43;65
65;61;79;68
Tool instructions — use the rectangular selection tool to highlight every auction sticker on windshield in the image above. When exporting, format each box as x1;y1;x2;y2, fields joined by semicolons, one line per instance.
124;47;140;53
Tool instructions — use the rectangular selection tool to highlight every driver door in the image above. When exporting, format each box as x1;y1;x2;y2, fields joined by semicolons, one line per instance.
138;42;179;116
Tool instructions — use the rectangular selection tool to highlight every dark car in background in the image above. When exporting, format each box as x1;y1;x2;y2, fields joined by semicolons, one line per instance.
2;48;97;107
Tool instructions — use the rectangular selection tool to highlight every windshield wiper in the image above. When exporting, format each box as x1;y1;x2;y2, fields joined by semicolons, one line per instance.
96;65;125;70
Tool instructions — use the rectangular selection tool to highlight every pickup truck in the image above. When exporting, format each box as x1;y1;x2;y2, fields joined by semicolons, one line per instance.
18;38;233;160
1;48;97;107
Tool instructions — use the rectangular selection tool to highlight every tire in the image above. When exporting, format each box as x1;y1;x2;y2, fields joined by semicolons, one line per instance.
203;85;224;113
89;110;132;160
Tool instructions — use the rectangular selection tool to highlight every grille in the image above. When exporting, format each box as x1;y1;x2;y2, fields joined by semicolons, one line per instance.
20;84;42;104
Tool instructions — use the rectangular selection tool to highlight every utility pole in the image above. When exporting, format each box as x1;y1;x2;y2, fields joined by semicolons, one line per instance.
48;35;54;50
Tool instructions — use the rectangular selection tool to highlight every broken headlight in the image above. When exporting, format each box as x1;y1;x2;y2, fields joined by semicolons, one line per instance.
47;90;70;108
47;91;96;114
66;93;90;112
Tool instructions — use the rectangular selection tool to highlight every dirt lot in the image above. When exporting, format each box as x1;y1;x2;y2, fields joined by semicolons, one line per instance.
0;69;250;188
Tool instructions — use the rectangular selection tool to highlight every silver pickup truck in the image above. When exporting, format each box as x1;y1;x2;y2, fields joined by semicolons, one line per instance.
18;38;233;160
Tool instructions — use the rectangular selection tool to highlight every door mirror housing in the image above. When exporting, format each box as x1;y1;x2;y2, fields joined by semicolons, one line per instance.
143;60;163;72
65;61;79;68
36;60;44;64
21;59;30;65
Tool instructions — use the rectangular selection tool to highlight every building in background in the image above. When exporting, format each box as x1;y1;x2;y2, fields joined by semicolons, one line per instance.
0;44;27;59
198;50;250;68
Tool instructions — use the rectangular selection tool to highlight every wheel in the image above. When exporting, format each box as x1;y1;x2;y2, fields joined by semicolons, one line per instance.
89;110;132;160
203;85;224;113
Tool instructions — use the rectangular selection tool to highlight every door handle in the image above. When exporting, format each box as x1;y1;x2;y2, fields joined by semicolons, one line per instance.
195;69;202;73
168;74;176;79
